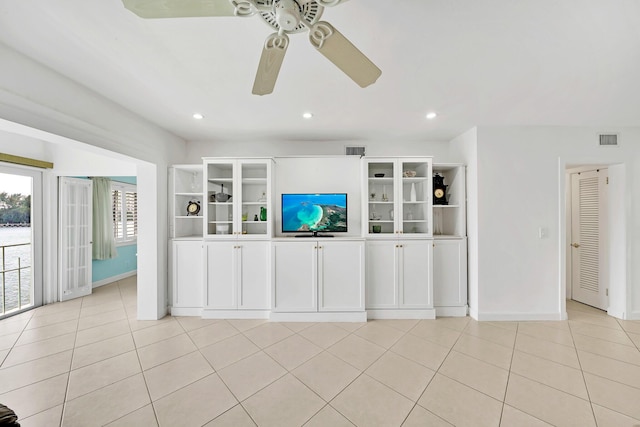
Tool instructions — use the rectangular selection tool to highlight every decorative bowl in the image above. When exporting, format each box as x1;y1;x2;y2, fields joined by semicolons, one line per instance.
215;192;231;202
374;173;385;177
403;170;417;177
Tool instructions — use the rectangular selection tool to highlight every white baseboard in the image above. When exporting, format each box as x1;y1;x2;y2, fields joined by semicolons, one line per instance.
606;308;625;320
92;270;136;289
435;306;468;317
270;311;367;322
630;311;640;320
476;311;565;321
367;309;436;320
170;307;203;317
202;309;270;320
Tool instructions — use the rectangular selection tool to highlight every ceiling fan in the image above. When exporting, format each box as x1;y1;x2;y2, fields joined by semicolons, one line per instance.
121;0;382;95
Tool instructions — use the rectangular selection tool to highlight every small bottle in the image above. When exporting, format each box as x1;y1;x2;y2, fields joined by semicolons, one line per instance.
254;214;259;221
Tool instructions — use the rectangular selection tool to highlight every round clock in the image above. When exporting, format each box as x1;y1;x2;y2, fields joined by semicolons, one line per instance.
186;200;200;216
434;188;445;199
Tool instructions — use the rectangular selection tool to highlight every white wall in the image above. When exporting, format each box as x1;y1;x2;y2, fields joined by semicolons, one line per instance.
449;128;478;318
475;127;639;320
273;157;362;238
1;43;187;319
186;139;453;163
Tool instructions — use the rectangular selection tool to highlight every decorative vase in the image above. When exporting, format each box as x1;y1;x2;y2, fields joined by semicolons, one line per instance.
410;183;417;202
260;206;267;221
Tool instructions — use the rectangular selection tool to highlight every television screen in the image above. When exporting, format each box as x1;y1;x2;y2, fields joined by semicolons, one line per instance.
281;193;347;235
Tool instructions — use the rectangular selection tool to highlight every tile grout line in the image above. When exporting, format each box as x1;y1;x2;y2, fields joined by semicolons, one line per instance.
129;280;163;427
404;318;469;426
567;314;600;427
498;321;518;426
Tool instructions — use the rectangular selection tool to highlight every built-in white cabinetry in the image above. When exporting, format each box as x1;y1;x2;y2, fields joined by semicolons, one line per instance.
271;239;366;321
204;158;272;238
433;239;468;316
203;241;270;318
170;240;203;316
431;164;468;316
168;157;467;321
432;164;466;238
169;165;204;238
366;240;434;318
364;158;432;237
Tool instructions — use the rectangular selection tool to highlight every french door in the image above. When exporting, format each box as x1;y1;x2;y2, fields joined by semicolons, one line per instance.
0;163;42;318
59;177;93;301
570;169;608;310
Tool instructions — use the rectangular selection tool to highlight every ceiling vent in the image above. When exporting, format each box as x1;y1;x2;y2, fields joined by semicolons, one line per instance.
598;133;619;147
345;146;366;157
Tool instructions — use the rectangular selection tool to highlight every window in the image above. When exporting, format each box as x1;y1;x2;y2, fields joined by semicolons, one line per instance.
112;182;137;244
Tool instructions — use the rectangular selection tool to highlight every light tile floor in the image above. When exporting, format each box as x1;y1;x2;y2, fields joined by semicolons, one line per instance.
1;278;640;426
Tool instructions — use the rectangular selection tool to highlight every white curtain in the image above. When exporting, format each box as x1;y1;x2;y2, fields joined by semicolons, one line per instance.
92;177;117;260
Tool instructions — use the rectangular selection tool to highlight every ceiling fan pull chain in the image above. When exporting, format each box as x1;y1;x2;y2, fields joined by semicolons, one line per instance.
309;22;334;49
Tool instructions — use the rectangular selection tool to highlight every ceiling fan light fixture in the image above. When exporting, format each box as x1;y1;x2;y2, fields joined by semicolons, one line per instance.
303;112;313;119
426;112;437;120
193;113;204;120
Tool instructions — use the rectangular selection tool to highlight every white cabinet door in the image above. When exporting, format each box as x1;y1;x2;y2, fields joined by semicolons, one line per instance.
272;242;316;312
433;239;467;307
171;240;203;309
318;241;364;312
205;242;236;309
238;241;270;309
399;240;433;308
365;240;398;308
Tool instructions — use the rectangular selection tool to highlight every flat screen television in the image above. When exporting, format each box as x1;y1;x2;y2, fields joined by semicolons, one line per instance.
281;193;347;237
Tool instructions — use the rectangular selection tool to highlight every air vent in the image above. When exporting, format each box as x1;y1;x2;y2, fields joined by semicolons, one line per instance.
599;134;619;147
345;146;366;157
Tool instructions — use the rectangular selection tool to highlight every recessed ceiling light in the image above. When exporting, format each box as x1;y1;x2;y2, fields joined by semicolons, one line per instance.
302;112;313;119
193;113;204;120
426;112;437;120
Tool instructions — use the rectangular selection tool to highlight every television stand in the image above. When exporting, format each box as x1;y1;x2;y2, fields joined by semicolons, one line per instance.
295;232;334;238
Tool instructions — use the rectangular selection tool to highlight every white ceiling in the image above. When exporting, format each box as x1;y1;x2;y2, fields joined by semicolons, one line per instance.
1;0;640;143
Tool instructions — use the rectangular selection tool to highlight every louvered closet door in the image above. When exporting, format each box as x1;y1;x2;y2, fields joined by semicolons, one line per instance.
59;177;93;301
570;169;608;310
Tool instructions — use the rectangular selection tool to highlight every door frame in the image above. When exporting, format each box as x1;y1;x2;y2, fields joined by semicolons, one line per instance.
0;162;43;317
568;168;609;310
560;161;627;319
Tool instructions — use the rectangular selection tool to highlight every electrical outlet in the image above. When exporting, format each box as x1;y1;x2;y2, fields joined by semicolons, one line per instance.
538;227;548;239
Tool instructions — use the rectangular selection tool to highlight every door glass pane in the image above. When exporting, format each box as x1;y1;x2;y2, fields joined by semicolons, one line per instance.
0;172;33;316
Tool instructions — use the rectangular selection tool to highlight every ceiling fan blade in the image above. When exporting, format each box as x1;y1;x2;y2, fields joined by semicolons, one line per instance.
309;21;381;88
121;0;239;18
252;33;290;96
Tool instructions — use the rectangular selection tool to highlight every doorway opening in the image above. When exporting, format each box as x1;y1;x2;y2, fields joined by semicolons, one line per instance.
564;163;626;319
0;164;43;319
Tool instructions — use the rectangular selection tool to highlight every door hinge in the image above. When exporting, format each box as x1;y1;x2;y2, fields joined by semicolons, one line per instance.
606;288;609;296
606;177;609;184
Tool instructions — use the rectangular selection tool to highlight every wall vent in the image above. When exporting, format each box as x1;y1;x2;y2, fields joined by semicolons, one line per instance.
345;146;366;156
598;133;619;147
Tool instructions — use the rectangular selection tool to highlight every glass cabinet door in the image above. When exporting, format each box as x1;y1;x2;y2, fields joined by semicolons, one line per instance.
365;158;432;237
366;160;396;236
206;160;234;237
399;160;431;235
239;160;270;237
